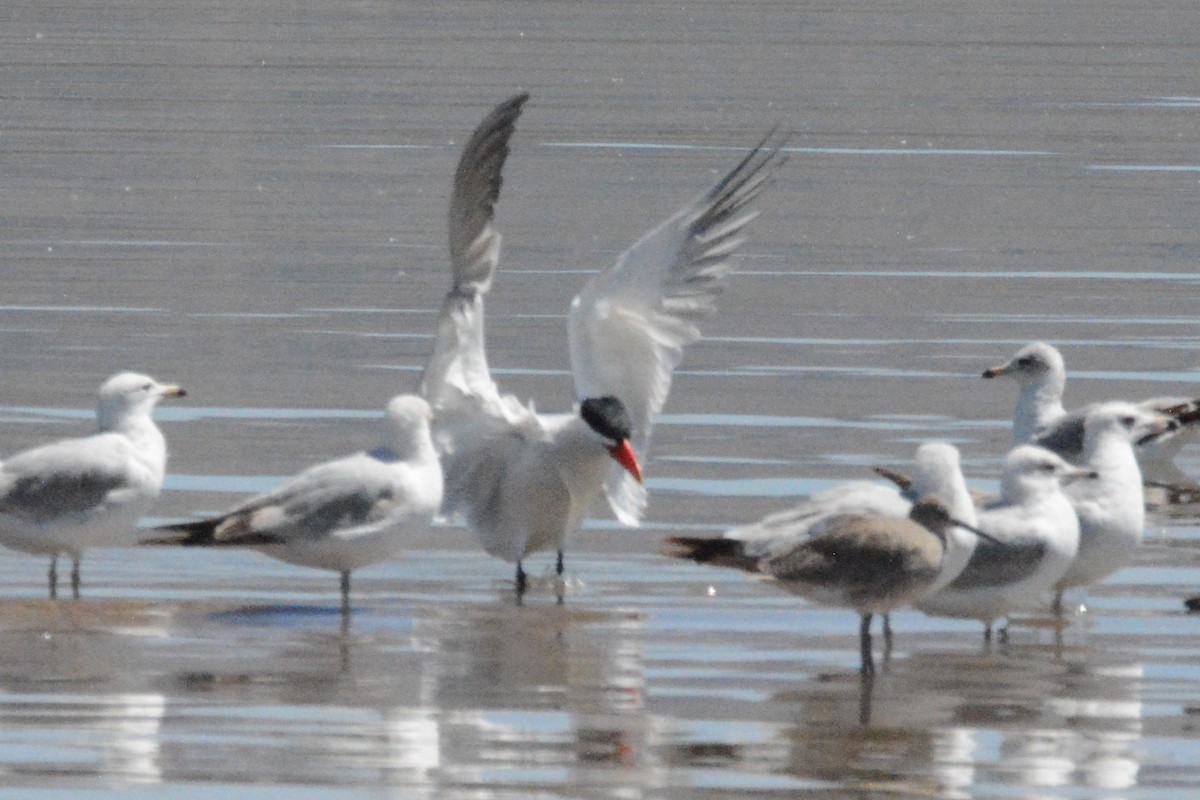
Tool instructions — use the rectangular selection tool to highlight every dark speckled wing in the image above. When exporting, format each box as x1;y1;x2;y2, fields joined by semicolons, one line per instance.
764;514;943;602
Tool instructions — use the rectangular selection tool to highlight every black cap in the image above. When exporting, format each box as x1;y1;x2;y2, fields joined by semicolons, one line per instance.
579;396;633;443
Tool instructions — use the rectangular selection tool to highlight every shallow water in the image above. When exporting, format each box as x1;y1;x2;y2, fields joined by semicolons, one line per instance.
3;0;1200;796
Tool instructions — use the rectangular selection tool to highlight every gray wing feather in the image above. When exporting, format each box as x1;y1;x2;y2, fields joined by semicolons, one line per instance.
568;131;789;525
447;92;528;294
0;437;134;522
215;455;407;544
422;93;528;417
1033;409;1089;460
946;537;1049;590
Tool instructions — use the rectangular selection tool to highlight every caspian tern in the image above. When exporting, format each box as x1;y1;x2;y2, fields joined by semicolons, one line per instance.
148;395;441;617
0;372;186;598
667;496;990;676
420;93;786;595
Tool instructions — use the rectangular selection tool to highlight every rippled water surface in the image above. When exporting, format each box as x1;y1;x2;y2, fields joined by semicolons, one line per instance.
2;1;1200;796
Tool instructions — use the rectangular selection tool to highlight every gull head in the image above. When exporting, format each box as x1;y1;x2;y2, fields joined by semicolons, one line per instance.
983;341;1065;385
97;371;186;431
1001;444;1097;500
912;442;975;525
579;395;643;483
1084;401;1176;448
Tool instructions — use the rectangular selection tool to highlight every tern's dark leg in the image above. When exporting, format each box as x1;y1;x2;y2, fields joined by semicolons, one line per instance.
983;622;993;643
1052;588;1065;616
882;613;894;652
48;555;58;600
859;613;875;678
515;561;527;597
70;555;81;600
340;571;352;618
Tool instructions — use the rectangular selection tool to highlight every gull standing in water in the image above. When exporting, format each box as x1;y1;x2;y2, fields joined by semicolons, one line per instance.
982;341;1200;484
0;372;186;598
916;445;1094;640
666;496;993;676
726;442;980;646
421;93;787;596
1036;401;1174;612
148;395;441;618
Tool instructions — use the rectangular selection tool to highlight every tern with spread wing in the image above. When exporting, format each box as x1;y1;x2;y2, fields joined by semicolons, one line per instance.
421;93;786;595
148;395;441;617
0;372;186;598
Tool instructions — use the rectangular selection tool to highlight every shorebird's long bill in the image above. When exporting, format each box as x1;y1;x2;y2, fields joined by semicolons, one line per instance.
951;517;1004;546
608;440;644;483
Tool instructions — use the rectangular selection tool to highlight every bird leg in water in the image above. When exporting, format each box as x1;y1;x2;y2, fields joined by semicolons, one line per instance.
859;613;876;678
340;571;351;619
70;555;81;600
48;555;58;600
1052;588;1064;616
555;549;566;605
858;667;875;727
515;561;528;597
882;614;894;652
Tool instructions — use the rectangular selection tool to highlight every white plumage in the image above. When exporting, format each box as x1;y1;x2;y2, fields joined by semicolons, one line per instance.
0;372;186;598
421;93;786;593
983;340;1199;485
150;395;441;616
916;445;1093;639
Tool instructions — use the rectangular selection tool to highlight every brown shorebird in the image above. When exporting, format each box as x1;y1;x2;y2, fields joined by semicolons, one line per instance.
666;496;988;676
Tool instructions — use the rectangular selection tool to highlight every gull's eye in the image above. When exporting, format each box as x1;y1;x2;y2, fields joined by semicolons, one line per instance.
1120;415;1136;428
142;383;154;392
1016;356;1035;368
1040;461;1057;473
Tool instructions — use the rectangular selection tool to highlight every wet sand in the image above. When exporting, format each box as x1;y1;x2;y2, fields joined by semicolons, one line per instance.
2;0;1200;796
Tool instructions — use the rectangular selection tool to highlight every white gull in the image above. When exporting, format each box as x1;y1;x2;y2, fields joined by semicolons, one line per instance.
148;395;441;617
0;372;186;598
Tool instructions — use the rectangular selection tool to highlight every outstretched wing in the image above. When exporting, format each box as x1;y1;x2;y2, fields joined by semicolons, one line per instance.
567;132;787;523
422;92;529;417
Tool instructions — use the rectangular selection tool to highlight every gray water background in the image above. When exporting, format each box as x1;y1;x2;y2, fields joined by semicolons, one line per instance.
1;1;1200;796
